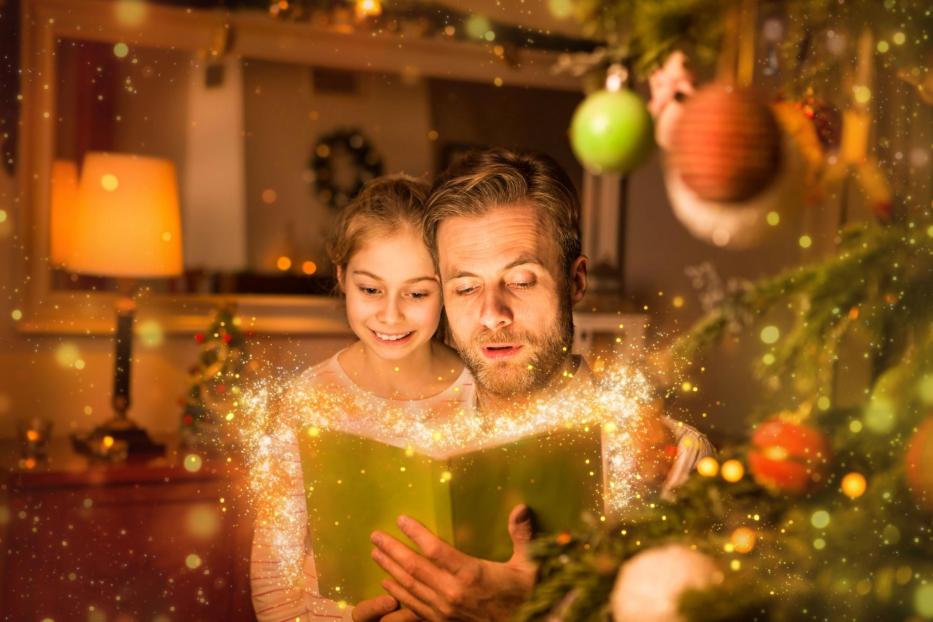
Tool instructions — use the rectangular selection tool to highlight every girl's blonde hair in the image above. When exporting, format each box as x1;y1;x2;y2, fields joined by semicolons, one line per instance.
326;174;431;277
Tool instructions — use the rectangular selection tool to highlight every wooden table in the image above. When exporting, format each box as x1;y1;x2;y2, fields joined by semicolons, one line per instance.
0;437;257;621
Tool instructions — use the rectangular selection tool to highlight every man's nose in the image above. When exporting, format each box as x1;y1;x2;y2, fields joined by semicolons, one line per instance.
479;286;513;332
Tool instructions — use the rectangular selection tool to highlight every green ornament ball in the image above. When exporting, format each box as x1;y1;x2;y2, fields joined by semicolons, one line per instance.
570;88;654;175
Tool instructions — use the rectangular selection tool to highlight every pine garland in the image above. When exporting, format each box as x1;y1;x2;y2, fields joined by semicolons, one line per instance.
518;220;933;621
572;0;932;92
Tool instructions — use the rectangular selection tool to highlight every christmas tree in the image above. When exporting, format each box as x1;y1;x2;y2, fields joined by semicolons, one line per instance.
520;1;933;620
180;303;250;451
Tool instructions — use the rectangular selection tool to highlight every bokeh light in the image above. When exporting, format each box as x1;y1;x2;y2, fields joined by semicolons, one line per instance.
721;459;745;483
810;510;831;529
697;456;719;477
731;527;757;553
183;453;203;473
54;342;81;368
841;472;867;499
915;584;933;617
464;15;491;40
100;174;119;192
863;397;896;433
139;319;165;348
186;506;220;539
760;325;780;344
547;0;573;19
115;0;147;26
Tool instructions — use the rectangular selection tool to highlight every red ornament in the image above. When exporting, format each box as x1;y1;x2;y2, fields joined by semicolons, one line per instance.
748;418;830;494
195;333;205;344
223;333;233;344
808;102;842;151
906;416;933;512
668;85;782;203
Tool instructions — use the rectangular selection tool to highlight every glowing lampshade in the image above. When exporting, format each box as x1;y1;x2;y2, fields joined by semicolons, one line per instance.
50;160;79;266
68;152;183;277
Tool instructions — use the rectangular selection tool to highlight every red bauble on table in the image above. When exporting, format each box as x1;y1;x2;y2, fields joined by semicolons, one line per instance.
906;416;933;512
668;85;782;203
748;418;831;494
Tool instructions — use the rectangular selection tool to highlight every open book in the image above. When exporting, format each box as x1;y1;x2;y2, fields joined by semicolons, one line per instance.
297;425;605;603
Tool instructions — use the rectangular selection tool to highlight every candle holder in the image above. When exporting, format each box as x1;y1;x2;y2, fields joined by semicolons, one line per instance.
16;417;53;468
86;433;129;463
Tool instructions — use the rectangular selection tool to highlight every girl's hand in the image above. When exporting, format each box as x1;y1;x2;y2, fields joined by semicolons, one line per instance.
352;594;400;622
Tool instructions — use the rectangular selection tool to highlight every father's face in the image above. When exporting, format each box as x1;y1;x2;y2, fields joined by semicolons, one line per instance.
437;203;579;398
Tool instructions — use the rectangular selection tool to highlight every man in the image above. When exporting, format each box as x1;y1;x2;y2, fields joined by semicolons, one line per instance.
353;149;712;622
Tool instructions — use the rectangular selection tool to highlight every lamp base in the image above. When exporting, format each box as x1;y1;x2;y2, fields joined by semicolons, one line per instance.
72;417;165;459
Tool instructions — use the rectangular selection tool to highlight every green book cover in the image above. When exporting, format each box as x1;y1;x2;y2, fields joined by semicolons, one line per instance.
297;425;605;603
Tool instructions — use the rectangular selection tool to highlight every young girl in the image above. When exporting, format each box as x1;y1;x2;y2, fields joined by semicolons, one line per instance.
250;175;474;621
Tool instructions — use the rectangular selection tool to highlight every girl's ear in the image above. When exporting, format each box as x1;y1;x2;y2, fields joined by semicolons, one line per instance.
336;266;346;292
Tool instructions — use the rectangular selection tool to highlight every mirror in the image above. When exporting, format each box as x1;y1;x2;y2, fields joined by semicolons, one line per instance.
18;0;584;334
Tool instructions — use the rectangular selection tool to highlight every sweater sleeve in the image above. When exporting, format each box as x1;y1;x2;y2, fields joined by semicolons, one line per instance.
660;416;716;499
250;428;354;621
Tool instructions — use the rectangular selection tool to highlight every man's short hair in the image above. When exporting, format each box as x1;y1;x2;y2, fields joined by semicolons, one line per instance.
424;148;582;275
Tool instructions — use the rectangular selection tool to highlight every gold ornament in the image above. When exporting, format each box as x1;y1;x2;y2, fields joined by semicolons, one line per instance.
730;527;756;554
841;472;867;499
696;456;720;477
721;459;745;483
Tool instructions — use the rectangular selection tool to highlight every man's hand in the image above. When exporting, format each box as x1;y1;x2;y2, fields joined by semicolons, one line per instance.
369;504;536;622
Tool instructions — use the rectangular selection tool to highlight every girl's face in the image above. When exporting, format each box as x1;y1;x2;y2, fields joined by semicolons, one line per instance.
340;227;442;361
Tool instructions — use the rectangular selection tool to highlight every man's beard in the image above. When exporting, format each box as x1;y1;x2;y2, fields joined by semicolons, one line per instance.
453;295;574;399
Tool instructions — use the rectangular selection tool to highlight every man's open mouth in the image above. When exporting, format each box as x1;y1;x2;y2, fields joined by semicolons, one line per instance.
371;329;415;345
481;344;523;359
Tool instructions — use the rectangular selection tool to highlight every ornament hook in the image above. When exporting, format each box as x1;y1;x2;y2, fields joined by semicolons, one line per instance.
605;64;628;92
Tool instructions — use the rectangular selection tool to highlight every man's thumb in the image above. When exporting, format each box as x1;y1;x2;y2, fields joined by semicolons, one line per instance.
507;504;535;561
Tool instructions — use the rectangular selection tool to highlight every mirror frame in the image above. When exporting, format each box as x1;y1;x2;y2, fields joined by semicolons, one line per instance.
16;0;580;335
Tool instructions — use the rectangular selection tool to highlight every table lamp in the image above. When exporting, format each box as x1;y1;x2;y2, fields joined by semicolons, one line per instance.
50;160;79;267
65;152;184;456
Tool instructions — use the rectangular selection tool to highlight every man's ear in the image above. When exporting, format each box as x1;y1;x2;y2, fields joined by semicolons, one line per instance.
569;255;588;304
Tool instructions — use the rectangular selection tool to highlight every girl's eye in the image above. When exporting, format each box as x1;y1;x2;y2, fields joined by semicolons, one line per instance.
358;286;381;296
408;291;431;300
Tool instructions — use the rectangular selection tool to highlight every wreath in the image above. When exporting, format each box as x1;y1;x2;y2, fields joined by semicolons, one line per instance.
309;128;384;209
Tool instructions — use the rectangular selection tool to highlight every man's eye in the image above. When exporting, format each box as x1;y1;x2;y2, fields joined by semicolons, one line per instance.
455;286;477;296
358;286;381;296
509;280;535;289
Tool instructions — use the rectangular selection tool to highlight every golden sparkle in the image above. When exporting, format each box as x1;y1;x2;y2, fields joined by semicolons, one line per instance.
240;356;661;589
